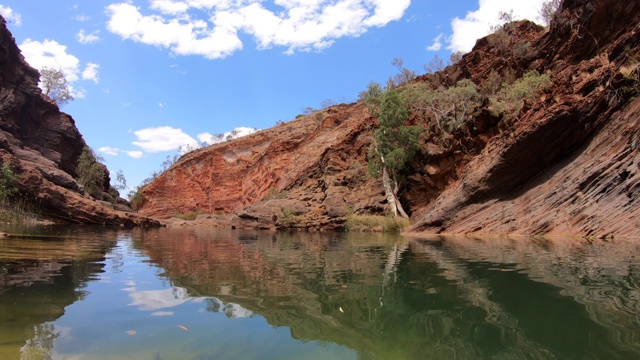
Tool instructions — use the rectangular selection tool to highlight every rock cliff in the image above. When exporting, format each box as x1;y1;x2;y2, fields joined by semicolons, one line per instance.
0;17;159;226
409;0;640;237
140;0;640;238
139;103;385;230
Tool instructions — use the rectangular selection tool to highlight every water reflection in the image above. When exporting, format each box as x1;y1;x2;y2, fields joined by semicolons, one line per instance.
0;226;119;360
1;226;639;359
126;228;640;359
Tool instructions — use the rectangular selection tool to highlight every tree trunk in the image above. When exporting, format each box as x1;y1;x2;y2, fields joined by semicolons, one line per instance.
382;165;409;218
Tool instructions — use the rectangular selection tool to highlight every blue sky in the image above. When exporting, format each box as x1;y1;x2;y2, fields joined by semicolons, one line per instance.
0;0;547;193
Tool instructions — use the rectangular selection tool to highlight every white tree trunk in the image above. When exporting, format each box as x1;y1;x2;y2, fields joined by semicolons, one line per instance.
382;165;409;218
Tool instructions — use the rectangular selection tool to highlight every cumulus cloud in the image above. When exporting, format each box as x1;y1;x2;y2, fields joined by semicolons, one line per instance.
82;63;100;83
99;146;120;156
19;39;100;97
19;39;81;81
427;33;443;51
0;5;22;26
105;0;410;59
132;126;199;153
125;150;144;158
447;0;546;53
76;29;101;44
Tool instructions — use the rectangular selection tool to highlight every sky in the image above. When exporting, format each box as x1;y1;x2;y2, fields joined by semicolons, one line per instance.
0;0;549;194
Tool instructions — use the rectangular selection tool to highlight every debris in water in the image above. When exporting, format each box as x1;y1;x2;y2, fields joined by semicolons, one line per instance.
178;325;189;331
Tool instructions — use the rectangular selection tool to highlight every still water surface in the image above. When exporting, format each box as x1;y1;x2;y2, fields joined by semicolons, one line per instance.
1;225;640;359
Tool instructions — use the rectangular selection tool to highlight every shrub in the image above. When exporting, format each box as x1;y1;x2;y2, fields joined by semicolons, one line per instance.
390;57;417;87
279;208;298;226
405;79;481;134
490;70;551;119
127;186;144;211
359;81;384;117
175;209;204;220
480;70;503;97
264;188;288;200
76;146;108;198
0;162;18;203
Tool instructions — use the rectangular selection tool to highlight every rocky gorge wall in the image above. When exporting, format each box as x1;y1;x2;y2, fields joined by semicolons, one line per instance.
0;17;158;226
139;0;640;238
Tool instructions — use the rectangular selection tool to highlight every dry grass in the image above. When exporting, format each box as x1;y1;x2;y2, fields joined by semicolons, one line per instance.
0;198;43;224
346;214;411;233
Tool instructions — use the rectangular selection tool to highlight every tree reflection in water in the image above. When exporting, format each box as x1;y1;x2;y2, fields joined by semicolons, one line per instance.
1;226;639;359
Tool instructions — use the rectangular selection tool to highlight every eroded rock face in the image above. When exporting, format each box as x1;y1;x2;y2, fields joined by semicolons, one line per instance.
408;0;640;237
0;17;159;226
139;104;386;230
141;0;640;237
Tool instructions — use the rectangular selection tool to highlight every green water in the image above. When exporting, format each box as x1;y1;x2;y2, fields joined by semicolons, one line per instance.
1;226;639;359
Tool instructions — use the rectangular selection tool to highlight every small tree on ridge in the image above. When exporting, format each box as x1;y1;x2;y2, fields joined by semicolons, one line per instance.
40;67;74;106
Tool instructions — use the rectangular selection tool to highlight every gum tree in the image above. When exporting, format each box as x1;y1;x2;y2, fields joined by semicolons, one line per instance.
40;67;74;106
367;88;420;218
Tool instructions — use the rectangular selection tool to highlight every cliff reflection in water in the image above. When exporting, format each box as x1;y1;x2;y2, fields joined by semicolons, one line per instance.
132;228;640;359
0;226;119;360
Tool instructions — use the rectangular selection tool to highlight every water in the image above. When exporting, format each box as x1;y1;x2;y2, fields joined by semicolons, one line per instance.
1;226;640;360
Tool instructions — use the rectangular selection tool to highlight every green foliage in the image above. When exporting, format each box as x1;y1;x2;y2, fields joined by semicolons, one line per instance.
480;70;504;96
513;41;531;59
0;162;18;203
368;88;421;178
279;208;298;227
359;81;384;117
113;170;127;192
490;70;551;119
127;187;144;211
0;196;42;223
620;53;640;97
405;79;481;134
76;146;107;198
39;67;74;106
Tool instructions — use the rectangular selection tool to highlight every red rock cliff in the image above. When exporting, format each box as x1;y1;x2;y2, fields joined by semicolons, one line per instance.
409;0;640;237
139;104;386;230
0;17;158;226
140;0;640;237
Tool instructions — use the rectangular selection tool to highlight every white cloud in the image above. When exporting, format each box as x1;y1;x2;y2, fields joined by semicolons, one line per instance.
99;146;120;156
125;150;144;158
82;63;100;83
0;5;22;26
427;33;443;51
76;29;101;44
19;39;81;81
132;126;199;153
105;0;410;59
447;0;546;53
19;39;100;98
76;14;90;22
74;88;87;99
